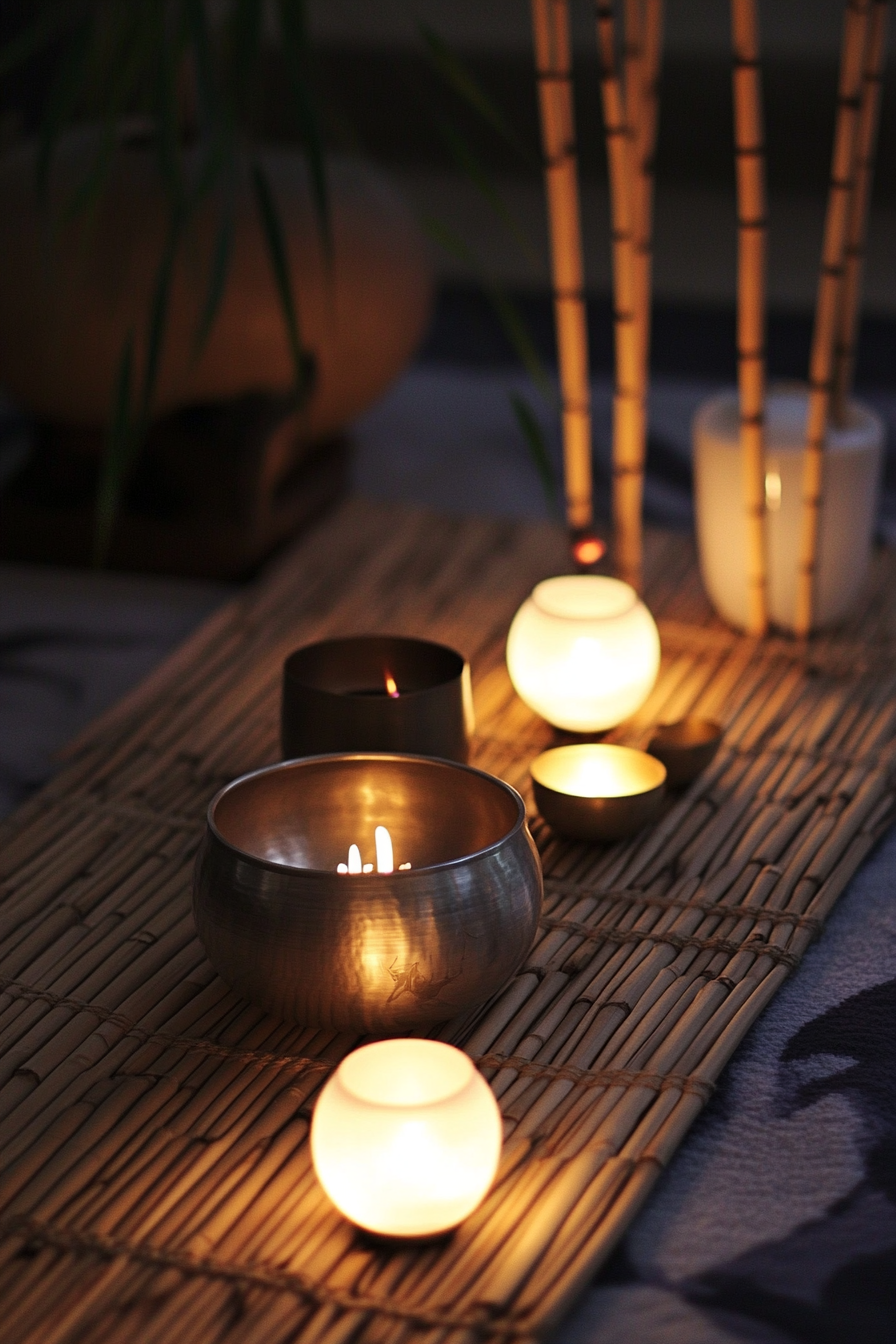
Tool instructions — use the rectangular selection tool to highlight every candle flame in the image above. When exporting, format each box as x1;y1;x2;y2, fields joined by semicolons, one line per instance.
572;535;606;567
375;825;394;873
384;670;400;698
337;826;410;874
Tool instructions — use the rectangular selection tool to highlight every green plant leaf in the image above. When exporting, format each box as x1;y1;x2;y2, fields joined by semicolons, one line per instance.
278;0;330;252
420;24;535;168
192;175;235;360
184;0;219;130
251;157;313;402
434;116;540;271
227;0;264;115
94;329;135;566
510;391;560;515
140;208;182;422
36;17;92;201
421;215;555;406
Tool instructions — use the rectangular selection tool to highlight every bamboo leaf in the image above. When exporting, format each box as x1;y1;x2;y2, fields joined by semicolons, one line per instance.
510;391;560;515
227;0;264;113
140;209;182;422
421;214;555;406
435;116;540;270
420;24;535;167
36;17;92;201
94;331;135;566
184;0;219;131
278;0;330;251
153;10;187;210
251;157;313;401
192;179;235;359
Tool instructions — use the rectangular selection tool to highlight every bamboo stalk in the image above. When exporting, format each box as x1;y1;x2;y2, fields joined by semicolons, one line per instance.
731;0;769;635
832;0;890;422
595;0;642;586
796;0;873;636
530;0;594;533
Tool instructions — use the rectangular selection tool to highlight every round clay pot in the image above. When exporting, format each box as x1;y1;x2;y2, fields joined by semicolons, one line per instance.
0;126;433;436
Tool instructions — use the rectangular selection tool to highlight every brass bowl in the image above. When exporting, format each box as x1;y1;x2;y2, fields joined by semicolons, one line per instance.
193;754;543;1033
531;743;667;843
647;717;723;787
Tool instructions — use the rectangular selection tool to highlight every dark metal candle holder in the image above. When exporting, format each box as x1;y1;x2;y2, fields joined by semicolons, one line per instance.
193;754;543;1032
282;635;473;762
647;717;724;787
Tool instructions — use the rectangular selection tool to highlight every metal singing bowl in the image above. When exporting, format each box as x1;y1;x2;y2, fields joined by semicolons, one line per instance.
193;754;543;1033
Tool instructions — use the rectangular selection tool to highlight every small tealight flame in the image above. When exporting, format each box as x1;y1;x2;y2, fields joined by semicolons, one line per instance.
384;670;400;698
765;470;782;511
572;535;607;567
337;826;410;874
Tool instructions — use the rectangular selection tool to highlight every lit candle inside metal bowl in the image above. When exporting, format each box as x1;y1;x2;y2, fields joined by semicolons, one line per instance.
531;743;667;842
311;1039;502;1238
282;635;474;762
193;754;543;1032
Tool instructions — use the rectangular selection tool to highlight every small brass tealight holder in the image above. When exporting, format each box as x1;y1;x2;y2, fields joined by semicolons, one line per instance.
282;635;473;763
531;743;667;843
647;717;723;788
193;753;542;1033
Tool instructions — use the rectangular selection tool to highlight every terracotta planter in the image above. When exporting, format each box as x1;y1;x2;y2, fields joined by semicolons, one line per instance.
0;127;434;438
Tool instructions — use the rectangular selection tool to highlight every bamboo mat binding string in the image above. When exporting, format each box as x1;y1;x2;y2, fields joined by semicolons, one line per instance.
0;501;893;1344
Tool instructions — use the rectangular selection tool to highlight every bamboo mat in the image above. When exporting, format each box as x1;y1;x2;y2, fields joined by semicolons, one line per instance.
0;497;895;1344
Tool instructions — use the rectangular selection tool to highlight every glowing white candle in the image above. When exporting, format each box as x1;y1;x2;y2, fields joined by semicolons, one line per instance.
311;1039;502;1237
694;388;884;632
506;575;660;731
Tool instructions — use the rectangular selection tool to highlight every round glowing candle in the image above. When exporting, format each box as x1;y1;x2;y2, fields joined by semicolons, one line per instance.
311;1039;502;1238
506;576;660;731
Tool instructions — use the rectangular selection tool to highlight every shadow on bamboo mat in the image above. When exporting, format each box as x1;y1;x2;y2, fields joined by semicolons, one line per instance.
0;500;894;1344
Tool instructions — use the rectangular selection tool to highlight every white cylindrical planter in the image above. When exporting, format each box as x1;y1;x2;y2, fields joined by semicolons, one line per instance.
694;387;884;633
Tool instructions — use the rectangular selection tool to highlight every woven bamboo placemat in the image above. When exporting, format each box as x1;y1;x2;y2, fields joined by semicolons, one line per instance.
0;498;894;1344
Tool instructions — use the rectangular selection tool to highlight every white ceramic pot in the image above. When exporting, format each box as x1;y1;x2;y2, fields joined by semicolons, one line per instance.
0;128;433;438
693;387;884;633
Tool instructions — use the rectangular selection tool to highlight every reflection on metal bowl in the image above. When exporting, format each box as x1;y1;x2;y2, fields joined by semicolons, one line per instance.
193;754;543;1032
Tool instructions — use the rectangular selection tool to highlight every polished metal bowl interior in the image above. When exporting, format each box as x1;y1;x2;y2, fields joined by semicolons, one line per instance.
531;743;666;843
647;717;723;787
193;754;543;1032
282;635;472;762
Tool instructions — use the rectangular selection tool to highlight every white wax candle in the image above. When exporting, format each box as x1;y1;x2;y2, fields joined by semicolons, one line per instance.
694;388;883;633
311;1039;502;1237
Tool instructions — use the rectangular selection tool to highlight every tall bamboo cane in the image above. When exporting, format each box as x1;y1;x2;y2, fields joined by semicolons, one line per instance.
731;0;769;636
595;0;642;588
795;0;872;637
631;0;664;383
832;0;890;424
531;0;594;534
